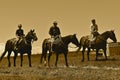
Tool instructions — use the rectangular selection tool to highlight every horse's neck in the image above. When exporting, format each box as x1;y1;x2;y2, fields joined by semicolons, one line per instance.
20;38;27;44
99;31;109;41
62;36;71;46
25;36;32;44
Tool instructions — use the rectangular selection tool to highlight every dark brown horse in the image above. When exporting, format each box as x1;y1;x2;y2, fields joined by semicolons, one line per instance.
77;30;117;61
41;34;80;67
0;29;38;67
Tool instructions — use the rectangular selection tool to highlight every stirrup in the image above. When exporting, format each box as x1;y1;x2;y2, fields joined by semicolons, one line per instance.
50;50;54;53
14;47;18;51
88;45;91;48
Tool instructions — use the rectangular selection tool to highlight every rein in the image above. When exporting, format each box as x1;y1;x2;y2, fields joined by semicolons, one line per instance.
25;36;33;45
25;39;31;44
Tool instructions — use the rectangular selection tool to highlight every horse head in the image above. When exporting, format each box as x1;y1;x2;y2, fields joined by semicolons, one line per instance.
26;29;38;43
70;34;80;47
109;30;117;43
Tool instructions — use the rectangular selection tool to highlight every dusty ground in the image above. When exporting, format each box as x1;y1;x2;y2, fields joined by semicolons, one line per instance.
0;51;120;80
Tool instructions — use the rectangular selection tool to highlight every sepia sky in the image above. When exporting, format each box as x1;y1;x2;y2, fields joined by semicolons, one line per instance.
0;0;120;52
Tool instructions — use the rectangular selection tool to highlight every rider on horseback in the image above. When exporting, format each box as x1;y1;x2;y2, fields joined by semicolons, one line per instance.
49;21;62;52
89;19;99;47
15;24;25;50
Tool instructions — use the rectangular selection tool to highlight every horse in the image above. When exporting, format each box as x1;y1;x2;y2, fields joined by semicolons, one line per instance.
40;34;80;67
77;30;117;61
0;29;38;67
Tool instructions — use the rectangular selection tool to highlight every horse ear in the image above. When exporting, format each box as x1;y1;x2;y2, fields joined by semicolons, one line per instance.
32;29;35;32
73;34;77;37
30;29;35;32
74;34;77;36
33;29;35;32
111;29;114;32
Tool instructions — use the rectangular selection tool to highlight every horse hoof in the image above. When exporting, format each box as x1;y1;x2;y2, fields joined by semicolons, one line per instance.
44;64;47;66
44;61;47;66
66;65;69;67
55;65;57;67
81;60;84;62
8;64;11;67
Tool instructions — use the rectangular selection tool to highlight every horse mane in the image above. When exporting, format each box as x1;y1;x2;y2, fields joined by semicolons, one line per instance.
62;35;72;39
62;34;75;42
101;31;109;36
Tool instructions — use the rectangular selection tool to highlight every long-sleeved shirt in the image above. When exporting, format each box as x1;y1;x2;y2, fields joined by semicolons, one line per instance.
49;26;61;37
90;24;98;34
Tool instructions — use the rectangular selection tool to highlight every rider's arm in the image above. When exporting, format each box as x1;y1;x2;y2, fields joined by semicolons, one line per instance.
49;27;53;36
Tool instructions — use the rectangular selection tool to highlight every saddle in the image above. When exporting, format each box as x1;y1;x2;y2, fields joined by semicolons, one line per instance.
52;38;66;52
89;32;99;46
14;37;24;50
90;37;96;44
88;36;98;48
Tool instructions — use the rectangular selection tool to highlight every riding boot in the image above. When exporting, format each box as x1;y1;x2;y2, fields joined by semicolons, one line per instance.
50;43;54;52
14;43;19;51
89;41;91;48
14;45;18;51
14;39;20;51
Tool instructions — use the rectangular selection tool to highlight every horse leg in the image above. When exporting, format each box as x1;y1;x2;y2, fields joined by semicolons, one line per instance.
43;54;47;66
41;53;47;66
40;52;44;63
64;52;69;67
81;47;85;62
87;48;90;61
7;51;12;67
55;53;59;67
14;52;18;67
41;50;47;66
41;48;46;63
103;48;107;60
48;52;52;67
28;53;32;67
96;49;99;60
20;53;23;67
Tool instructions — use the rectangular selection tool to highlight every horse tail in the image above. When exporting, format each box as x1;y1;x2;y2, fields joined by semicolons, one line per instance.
0;42;8;62
76;38;82;53
41;47;47;64
0;50;7;62
0;39;14;62
40;39;48;63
